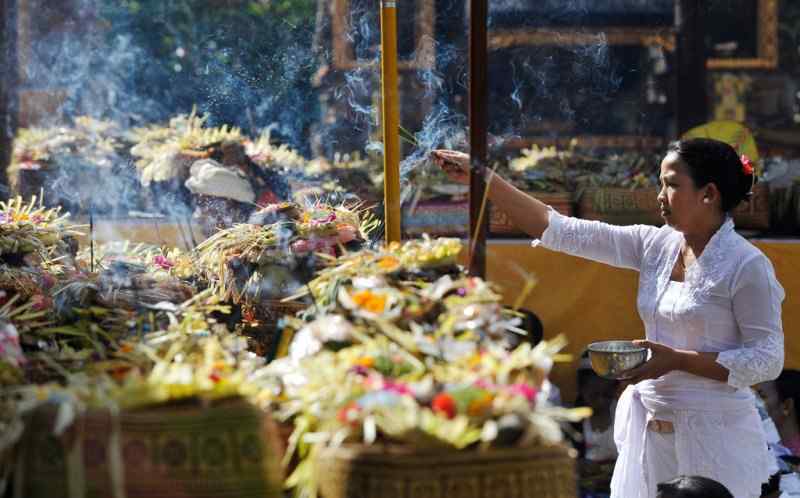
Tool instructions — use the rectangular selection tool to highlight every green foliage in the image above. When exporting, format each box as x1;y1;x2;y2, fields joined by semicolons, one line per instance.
93;0;319;148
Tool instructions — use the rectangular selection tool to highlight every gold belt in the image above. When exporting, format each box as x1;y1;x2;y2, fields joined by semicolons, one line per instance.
647;419;675;434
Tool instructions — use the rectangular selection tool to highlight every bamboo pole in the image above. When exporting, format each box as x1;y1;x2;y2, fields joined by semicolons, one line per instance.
468;0;488;277
380;0;401;243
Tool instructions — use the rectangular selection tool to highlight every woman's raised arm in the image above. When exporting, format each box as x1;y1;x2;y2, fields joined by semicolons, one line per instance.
431;149;550;239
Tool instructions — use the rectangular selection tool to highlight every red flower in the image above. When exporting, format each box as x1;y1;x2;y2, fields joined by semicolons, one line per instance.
740;155;754;176
431;393;457;419
337;401;362;425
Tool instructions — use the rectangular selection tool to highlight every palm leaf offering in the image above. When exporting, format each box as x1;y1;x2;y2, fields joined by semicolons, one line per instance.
0;301;272;454
9;117;127;176
195;201;379;306
508;143;662;192
0;195;84;263
260;238;588;497
129;108;243;185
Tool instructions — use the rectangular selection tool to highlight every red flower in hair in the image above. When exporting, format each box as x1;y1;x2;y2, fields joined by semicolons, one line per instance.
740;155;754;176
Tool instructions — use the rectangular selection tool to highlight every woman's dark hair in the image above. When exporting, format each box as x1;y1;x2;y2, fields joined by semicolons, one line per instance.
775;369;800;426
666;138;756;212
656;475;733;498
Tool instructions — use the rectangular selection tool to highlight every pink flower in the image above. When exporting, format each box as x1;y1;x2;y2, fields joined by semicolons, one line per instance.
508;383;538;403
153;255;174;270
349;365;370;376
310;212;336;225
291;236;339;255
474;379;496;390
382;380;413;396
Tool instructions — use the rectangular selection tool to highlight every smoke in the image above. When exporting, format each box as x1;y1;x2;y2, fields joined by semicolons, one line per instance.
17;0;321;223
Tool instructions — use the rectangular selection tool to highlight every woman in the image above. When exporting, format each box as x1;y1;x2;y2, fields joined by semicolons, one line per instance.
431;138;784;498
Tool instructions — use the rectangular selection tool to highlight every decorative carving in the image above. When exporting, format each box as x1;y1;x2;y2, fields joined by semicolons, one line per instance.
489;1;778;71
489;27;676;51
331;0;435;71
707;0;778;69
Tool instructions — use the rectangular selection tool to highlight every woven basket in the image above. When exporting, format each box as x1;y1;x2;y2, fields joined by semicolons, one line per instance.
315;444;577;498
577;187;662;226
16;397;284;498
403;195;572;238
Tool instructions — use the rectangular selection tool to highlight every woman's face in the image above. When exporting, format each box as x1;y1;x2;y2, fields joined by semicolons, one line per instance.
657;153;708;232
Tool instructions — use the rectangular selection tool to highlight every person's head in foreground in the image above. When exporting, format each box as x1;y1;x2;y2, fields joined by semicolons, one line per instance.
755;369;800;452
659;138;756;233
656;475;734;498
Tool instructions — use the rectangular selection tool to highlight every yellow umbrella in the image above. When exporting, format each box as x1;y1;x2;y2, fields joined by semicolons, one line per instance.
681;120;761;172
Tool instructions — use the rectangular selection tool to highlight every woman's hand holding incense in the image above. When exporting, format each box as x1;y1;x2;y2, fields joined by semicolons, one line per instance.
431;150;470;185
429;148;551;238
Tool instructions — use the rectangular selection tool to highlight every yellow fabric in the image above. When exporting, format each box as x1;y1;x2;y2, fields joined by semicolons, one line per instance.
479;241;800;405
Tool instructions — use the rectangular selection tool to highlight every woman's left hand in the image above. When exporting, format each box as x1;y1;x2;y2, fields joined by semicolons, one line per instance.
623;340;685;384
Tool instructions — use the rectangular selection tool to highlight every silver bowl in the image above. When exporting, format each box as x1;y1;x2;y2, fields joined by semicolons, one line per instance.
587;340;648;380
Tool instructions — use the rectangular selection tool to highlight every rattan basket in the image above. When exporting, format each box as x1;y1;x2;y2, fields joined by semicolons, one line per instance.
315;443;577;498
577;187;662;226
15;397;284;498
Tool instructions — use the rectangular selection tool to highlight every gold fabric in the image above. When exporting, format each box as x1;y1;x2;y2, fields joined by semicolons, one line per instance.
479;241;800;405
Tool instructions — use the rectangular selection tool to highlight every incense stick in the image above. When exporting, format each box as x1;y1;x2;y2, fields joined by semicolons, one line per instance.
467;163;497;272
89;211;95;273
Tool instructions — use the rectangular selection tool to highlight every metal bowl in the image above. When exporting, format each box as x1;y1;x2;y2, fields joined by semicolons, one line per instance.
587;340;648;380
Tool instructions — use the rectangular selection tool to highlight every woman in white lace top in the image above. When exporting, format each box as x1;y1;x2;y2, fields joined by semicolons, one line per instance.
432;138;784;498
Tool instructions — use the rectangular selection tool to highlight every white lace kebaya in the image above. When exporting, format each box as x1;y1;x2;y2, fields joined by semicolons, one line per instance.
534;209;785;498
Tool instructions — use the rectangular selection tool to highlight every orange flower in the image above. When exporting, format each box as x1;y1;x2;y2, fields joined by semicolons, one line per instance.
355;356;375;368
467;392;494;417
352;290;387;314
377;256;400;271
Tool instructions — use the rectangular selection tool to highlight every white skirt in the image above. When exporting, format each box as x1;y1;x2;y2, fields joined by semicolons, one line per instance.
611;378;776;498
